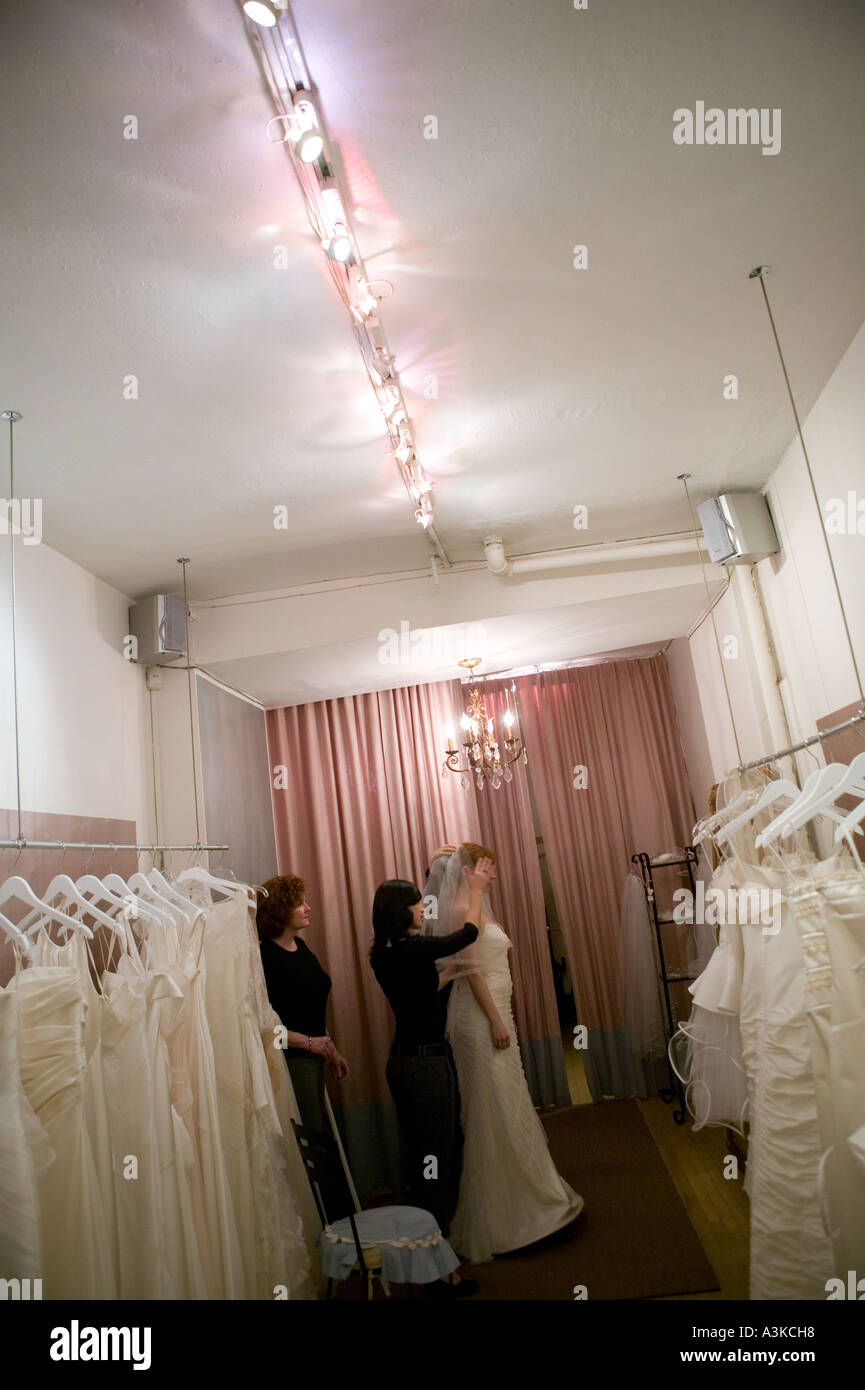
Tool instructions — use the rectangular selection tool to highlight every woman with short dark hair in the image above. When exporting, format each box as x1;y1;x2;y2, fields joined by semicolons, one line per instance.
370;860;494;1297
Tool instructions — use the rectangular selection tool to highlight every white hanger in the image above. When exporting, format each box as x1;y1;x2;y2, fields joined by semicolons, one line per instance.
834;797;865;843
18;873;125;939
97;872;171;927
693;785;760;845
100;872;174;923
177;865;251;903
74;872;167;947
119;873;177;926
75;873;128;908
0;908;32;954
783;762;857;830
754;766;827;847
773;756;865;841
145;867;197;922
815;752;865;832
102;872;132;896
0;875;93;939
715;778;800;846
831;754;865;843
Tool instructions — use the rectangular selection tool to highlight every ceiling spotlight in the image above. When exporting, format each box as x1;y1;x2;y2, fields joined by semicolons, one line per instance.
371;357;395;387
243;1;279;27
415;506;433;530
294;128;324;163
394;441;414;467
323;229;354;263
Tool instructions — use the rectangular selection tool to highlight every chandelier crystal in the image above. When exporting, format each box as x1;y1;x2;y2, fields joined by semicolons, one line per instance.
442;659;525;791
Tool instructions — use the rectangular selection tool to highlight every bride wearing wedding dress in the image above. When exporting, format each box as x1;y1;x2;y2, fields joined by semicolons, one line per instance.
424;844;583;1264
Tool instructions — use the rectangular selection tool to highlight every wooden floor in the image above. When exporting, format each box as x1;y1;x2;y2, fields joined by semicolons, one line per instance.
563;1038;750;1299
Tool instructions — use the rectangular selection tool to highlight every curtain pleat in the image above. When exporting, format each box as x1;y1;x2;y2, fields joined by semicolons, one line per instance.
515;655;695;1101
471;680;569;1107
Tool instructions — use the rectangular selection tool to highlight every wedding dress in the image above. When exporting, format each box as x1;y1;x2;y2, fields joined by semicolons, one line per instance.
1;868;319;1300
728;855;834;1299
9;966;118;1298
446;921;583;1264
0;986;53;1281
671;916;749;1134
787;862;865;1275
31;926;121;1289
676;778;854;1299
145;905;247;1299
190;883;312;1299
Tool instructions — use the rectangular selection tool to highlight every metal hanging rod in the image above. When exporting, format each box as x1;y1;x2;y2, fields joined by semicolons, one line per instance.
0;840;229;853
737;705;865;773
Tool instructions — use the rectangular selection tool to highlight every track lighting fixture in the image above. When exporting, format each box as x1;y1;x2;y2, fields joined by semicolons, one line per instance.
294;127;324;163
351;293;377;323
394;437;414;467
243;0;279;27
242;0;445;555
370;353;396;387
322;228;354;263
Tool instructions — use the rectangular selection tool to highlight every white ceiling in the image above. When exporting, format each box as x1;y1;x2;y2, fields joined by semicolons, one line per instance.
2;0;864;700
200;583;711;707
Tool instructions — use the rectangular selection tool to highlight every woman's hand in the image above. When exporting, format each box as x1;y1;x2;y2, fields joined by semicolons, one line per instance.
430;844;457;864
490;1016;511;1050
328;1050;350;1081
463;856;495;894
308;1035;332;1056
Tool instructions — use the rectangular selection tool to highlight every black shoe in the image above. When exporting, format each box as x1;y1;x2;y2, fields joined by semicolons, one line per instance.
425;1274;480;1299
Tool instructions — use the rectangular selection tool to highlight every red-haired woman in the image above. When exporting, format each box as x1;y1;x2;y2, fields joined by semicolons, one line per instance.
257;875;350;1212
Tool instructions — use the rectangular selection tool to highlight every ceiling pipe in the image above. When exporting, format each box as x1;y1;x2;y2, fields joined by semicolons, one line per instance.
484;533;708;577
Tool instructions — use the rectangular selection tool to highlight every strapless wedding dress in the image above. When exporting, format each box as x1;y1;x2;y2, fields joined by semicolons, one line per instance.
446;922;583;1264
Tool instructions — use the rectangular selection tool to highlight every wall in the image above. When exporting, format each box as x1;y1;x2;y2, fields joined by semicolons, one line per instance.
0;536;153;836
143;662;276;882
669;318;865;812
0;529;295;884
196;672;276;886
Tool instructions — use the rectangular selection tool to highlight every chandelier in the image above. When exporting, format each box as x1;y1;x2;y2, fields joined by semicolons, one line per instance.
442;659;525;791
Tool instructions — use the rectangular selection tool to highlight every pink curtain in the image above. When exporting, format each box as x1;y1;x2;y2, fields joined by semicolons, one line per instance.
471;679;569;1106
266;678;482;1194
515;654;695;1100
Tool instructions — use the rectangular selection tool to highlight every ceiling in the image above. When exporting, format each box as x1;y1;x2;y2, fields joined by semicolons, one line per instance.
199;583;710;707
1;0;864;700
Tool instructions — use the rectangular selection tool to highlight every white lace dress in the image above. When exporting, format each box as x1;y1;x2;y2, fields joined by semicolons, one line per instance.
446;922;583;1263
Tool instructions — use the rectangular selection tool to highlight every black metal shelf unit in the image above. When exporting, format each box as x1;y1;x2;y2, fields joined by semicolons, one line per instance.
632;847;699;1124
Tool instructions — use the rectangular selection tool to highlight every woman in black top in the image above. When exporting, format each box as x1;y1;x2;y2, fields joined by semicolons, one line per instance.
258;875;351;1214
370;857;494;1295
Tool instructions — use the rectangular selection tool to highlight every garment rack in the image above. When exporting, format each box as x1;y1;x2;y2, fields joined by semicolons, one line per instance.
736;704;865;773
632;848;700;1125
